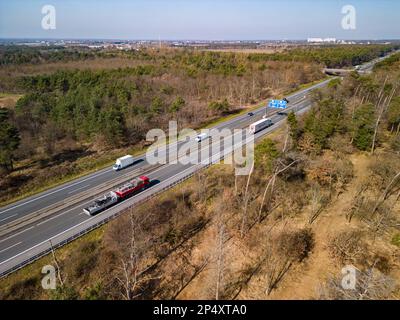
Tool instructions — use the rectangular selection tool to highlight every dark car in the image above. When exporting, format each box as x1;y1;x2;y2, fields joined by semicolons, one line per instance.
247;112;254;116
283;98;289;103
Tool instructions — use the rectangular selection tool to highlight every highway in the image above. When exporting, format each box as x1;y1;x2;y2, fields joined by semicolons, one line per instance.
0;53;393;277
0;87;315;228
323;50;400;76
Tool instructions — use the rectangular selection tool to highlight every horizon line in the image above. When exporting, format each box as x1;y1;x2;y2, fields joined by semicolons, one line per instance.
1;37;400;42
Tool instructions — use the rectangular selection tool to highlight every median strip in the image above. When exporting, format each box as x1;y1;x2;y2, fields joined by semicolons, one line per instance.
0;163;162;238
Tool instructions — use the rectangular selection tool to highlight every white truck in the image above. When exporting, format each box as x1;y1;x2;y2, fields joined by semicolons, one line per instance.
249;118;273;134
113;155;135;171
195;133;209;143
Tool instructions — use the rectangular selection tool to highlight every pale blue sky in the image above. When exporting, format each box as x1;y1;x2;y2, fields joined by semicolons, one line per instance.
0;0;399;40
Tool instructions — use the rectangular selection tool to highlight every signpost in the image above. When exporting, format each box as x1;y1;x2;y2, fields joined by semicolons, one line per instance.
268;99;288;109
266;99;289;116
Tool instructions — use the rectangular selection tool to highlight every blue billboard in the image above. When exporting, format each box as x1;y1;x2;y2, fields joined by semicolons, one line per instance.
268;99;288;109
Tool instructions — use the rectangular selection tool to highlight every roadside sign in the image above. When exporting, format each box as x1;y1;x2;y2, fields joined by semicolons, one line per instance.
268;99;288;109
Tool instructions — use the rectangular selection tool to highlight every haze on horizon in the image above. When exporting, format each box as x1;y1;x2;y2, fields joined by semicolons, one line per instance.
0;0;399;40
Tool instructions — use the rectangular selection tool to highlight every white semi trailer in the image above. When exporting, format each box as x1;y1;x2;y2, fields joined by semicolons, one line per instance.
113;155;135;171
249;118;273;134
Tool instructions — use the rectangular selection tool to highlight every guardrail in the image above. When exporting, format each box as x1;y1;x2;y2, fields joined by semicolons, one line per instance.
0;161;214;278
0;81;320;278
0;163;164;238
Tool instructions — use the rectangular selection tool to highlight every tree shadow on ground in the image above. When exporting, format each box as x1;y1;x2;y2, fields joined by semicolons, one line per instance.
39;148;96;168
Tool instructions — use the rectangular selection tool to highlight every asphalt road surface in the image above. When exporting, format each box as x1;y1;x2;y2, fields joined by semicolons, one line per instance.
0;52;394;277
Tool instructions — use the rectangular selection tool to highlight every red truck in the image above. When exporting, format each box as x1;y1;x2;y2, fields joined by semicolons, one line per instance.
83;176;150;216
114;176;150;199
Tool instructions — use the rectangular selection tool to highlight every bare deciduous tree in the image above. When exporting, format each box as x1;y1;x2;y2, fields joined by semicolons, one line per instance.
49;240;66;288
372;170;400;216
215;215;226;300
262;228;314;295
371;86;397;154
172;257;209;300
258;159;300;221
240;162;254;237
114;212;153;300
214;191;230;300
327;230;367;266
346;185;368;222
308;184;330;224
318;268;397;300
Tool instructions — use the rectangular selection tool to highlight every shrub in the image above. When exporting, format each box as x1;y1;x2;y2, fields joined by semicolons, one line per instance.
328;230;367;266
208;99;230;114
352;103;375;151
255;138;280;172
0;277;40;300
391;233;400;247
318;268;397;300
276;228;315;262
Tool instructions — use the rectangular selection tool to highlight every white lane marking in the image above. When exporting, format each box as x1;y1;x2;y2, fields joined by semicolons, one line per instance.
0;242;22;254
0;83;323;217
0;98;311;234
36;211;70;226
0;74;382;269
67;184;90;195
0;214;18;223
0;101;316;268
33;162;175;222
0;165;148;220
0;226;34;244
0;164;199;265
4;163;176;233
0;79;333;217
36;194;97;225
0;169;112;215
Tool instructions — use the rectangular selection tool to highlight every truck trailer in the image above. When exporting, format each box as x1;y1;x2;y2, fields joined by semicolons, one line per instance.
113;155;135;171
83;191;119;216
249;118;273;134
83;176;150;216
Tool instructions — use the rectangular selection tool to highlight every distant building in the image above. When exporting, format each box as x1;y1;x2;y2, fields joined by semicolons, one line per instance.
307;37;337;43
338;40;357;45
307;38;323;43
